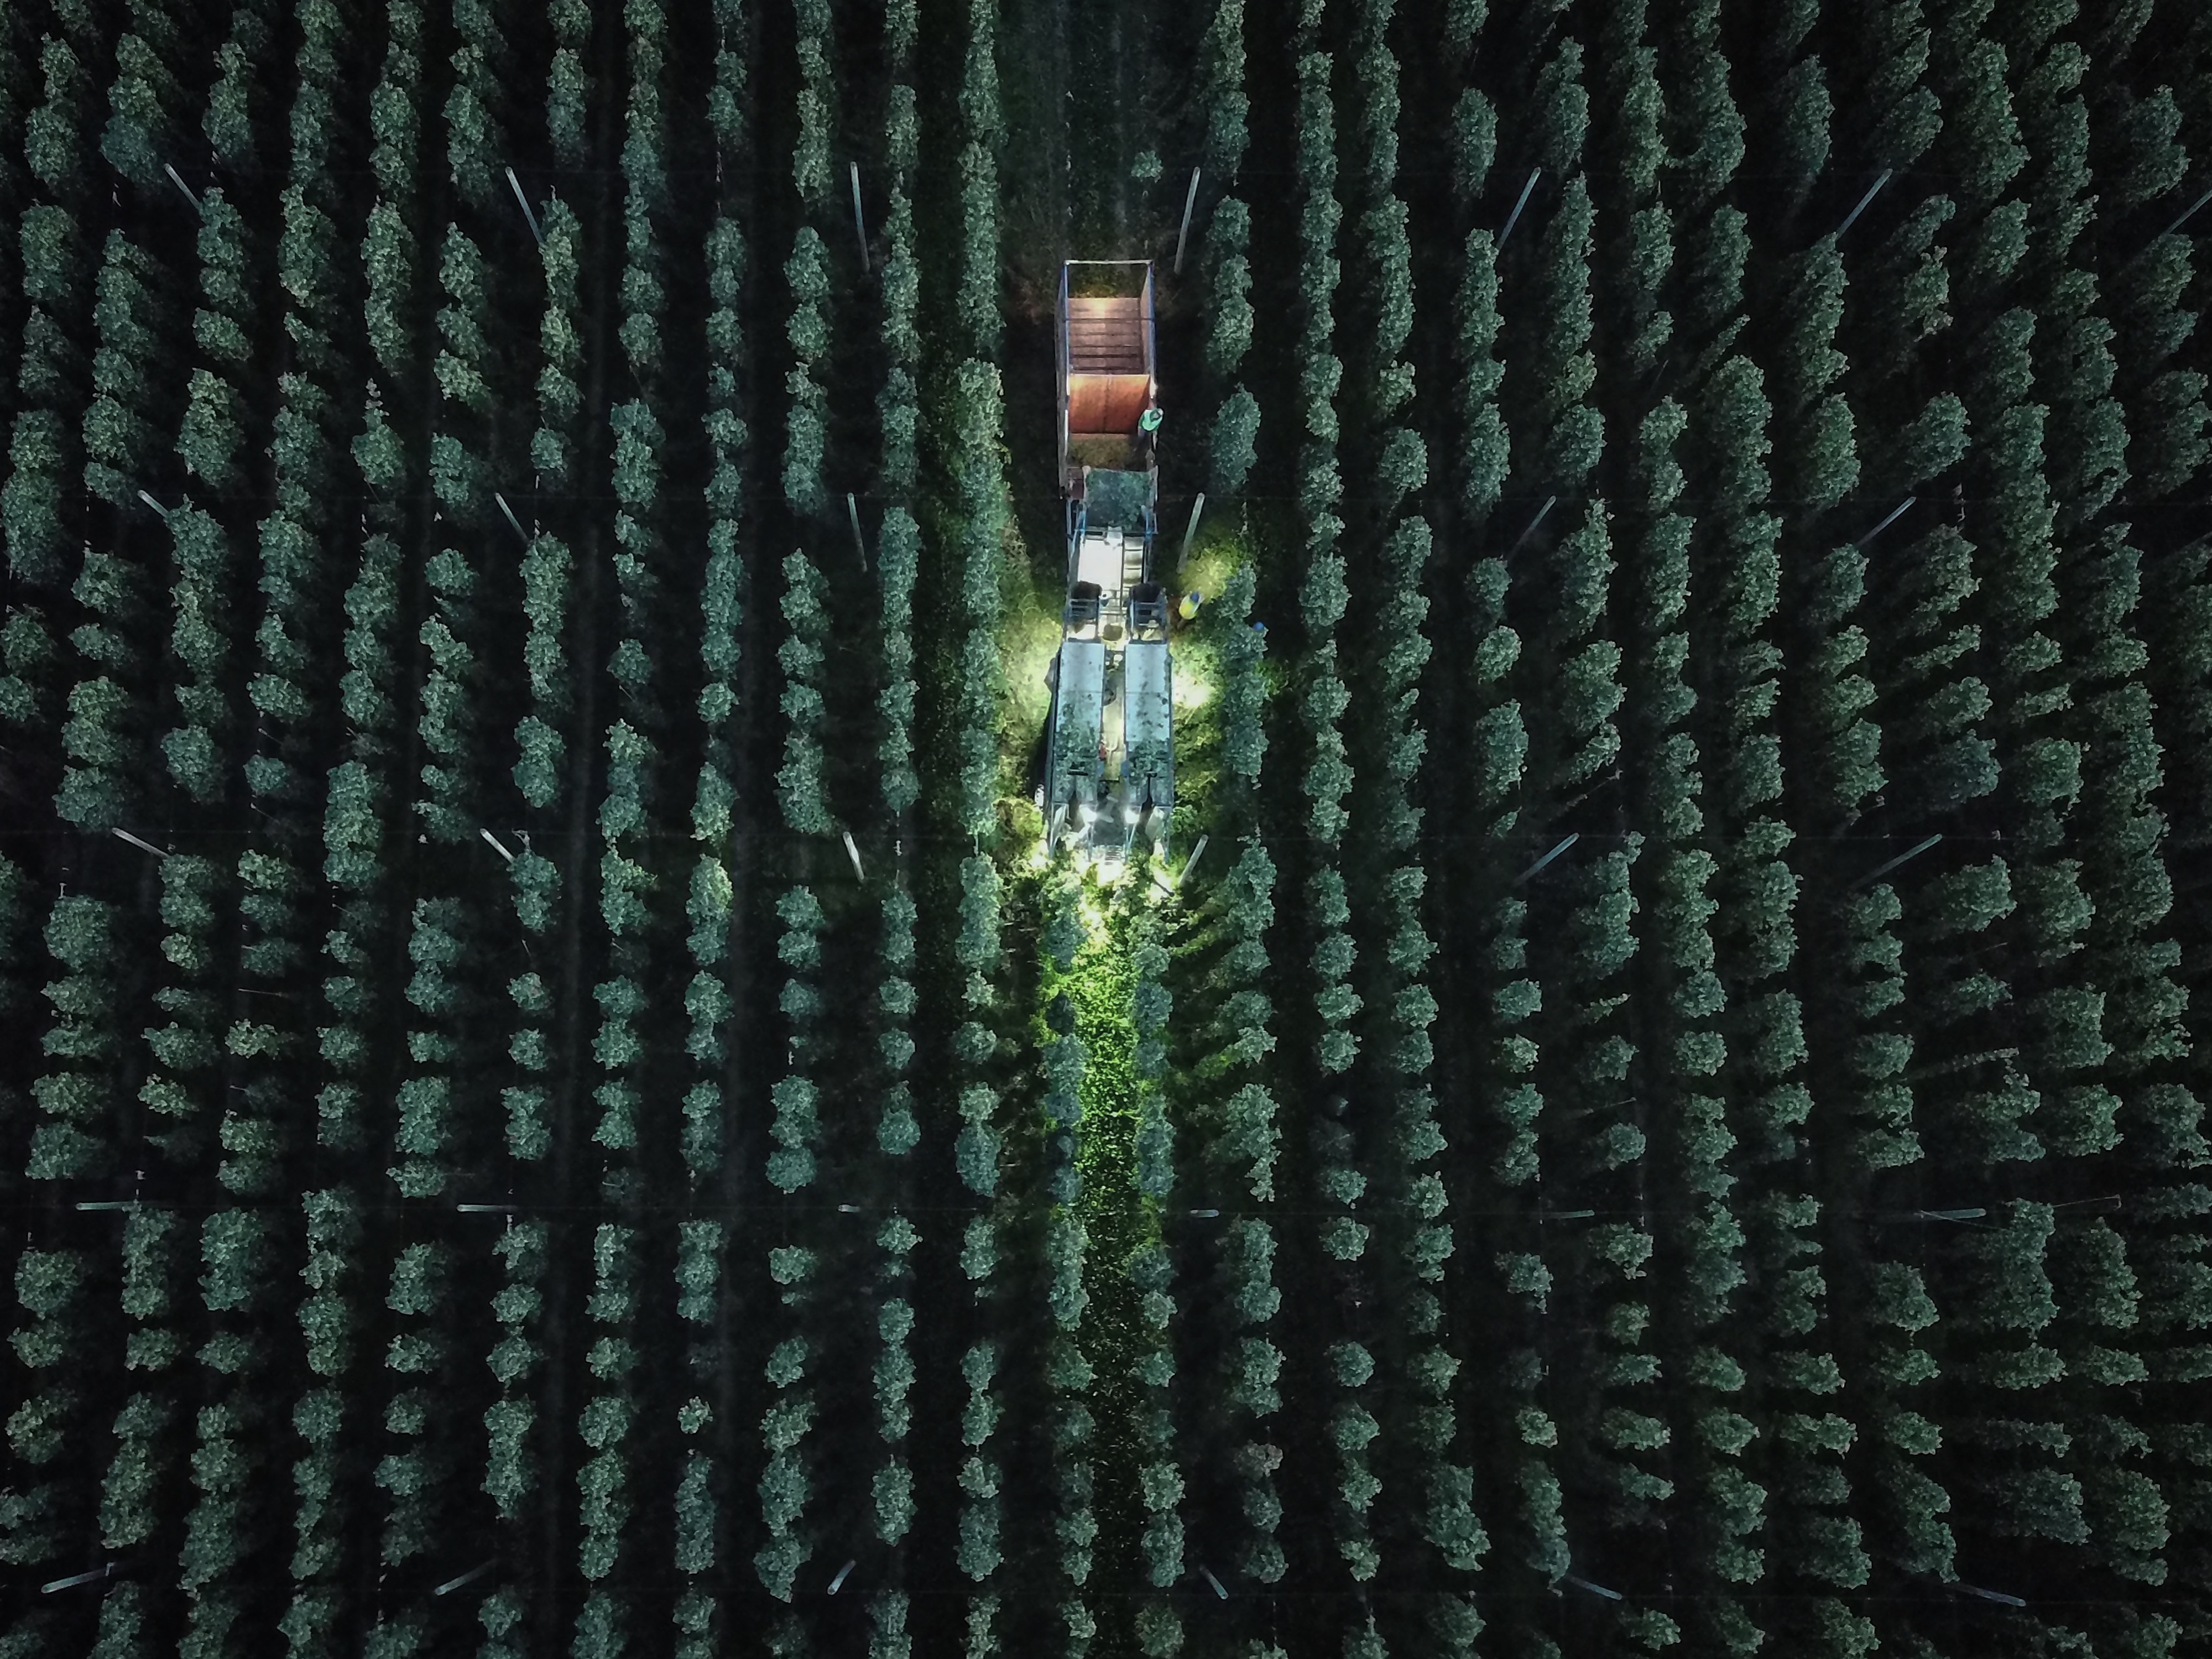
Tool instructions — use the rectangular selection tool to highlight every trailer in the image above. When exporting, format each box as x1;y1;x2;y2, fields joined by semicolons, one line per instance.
1042;260;1172;870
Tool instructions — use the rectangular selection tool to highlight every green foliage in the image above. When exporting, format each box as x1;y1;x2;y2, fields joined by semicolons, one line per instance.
1201;0;1248;176
958;142;1000;356
200;35;256;170
1209;389;1261;497
1451;88;1496;202
1533;40;1588;178
102;35;181;186
769;1077;820;1191
0;2;2202;1614
513;717;564;808
1215;1084;1278;1199
1225;1219;1279;1325
200;1211;270;1312
27;37;91;196
776;549;832;832
1206;200;1254;380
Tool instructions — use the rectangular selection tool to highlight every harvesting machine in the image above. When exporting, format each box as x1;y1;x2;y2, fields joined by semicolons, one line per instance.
1042;260;1172;870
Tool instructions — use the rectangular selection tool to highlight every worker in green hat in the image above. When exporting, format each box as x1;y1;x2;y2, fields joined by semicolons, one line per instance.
1139;403;1162;465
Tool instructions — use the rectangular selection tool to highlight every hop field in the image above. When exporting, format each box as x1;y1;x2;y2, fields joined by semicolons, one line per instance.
3;0;2212;1656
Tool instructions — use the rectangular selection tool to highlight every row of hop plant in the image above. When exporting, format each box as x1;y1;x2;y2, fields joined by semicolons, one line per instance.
565;4;704;1650
671;1218;723;1651
754;1245;820;1600
1196;0;1257;497
581;0;680;1200
955;0;1001;359
785;223;833;518
387;477;489;1203
679;0;755;1202
1115;902;1187;1600
941;0;1014;1606
1032;876;1094;1597
768;55;851;1585
878;0;922;814
759;482;854;1615
943;53;1008;1411
567;1225;636;1653
505;166;578;1167
768;0;843;1217
587;0;677;1165
864;24;932;1630
1266;22;1393;1588
943;3;1015;1556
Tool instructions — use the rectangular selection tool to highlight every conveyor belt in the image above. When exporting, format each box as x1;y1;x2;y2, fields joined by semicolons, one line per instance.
1065;297;1147;373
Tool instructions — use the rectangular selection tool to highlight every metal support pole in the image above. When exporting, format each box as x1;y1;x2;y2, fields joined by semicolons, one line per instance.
1855;495;1916;546
2160;183;2212;240
847;493;868;571
1563;1575;1623;1600
165;163;201;212
1509;495;1557;557
137;490;170;520
1176;832;1210;889
1516;832;1578;883
1836;169;1892;238
113;827;168;859
434;1561;498;1597
1498;168;1541;247
827;1560;857;1595
1854;832;1941;887
479;828;515;864
507;167;544;245
1177;493;1205;575
842;829;867;883
42;1564;118;1594
1175;167;1202;274
850;163;869;267
496;493;530;545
